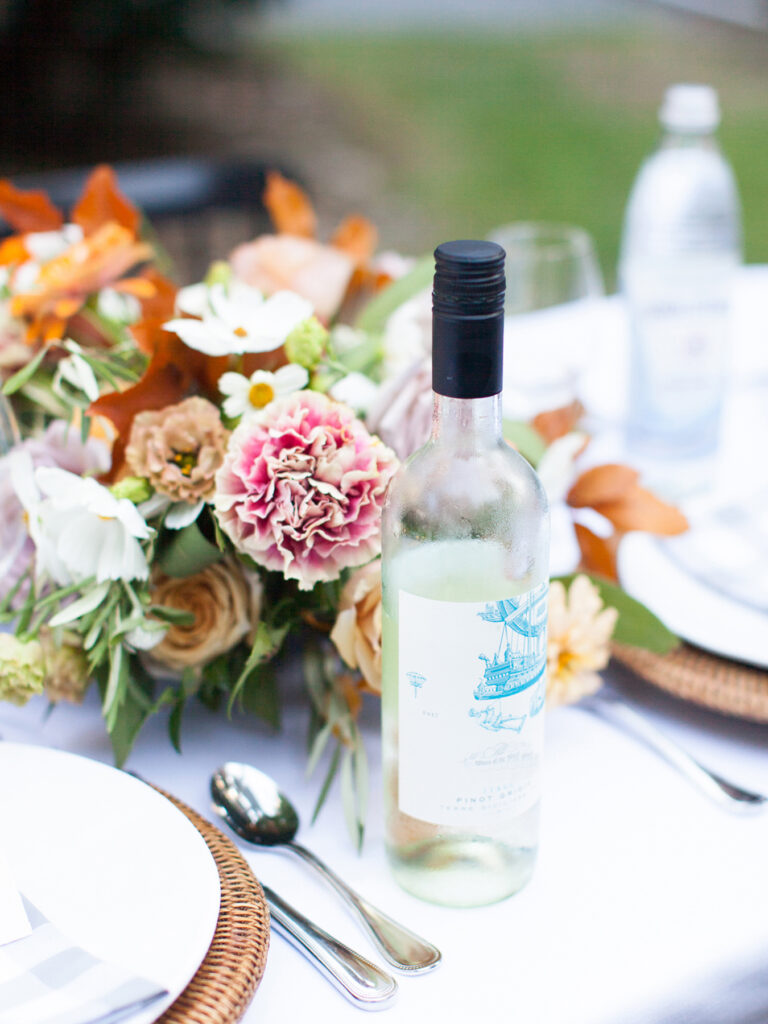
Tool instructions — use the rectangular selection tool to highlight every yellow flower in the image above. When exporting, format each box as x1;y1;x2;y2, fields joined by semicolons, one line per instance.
546;575;618;708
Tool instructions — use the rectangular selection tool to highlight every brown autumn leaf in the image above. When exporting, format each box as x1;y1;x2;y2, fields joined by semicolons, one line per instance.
531;399;585;445
263;171;317;238
595;484;689;535
573;522;620;581
567;463;640;509
0;180;63;233
330;215;378;269
89;329;227;481
71;165;141;237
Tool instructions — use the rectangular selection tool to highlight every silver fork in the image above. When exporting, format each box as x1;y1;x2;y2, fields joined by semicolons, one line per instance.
578;690;767;813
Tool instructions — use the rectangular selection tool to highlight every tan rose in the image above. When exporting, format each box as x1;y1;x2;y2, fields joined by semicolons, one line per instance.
330;560;382;694
148;558;262;673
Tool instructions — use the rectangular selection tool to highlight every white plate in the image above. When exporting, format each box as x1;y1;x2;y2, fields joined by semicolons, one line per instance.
0;743;220;1024
618;533;768;669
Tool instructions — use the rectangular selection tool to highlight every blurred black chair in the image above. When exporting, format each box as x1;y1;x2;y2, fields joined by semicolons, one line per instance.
6;157;294;282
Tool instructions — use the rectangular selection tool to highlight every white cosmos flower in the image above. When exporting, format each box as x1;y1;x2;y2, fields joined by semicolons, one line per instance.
17;464;151;585
218;364;309;420
164;280;313;357
24;224;84;263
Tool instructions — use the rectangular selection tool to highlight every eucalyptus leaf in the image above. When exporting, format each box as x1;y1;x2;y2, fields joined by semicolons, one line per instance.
503;419;548;467
107;681;149;768
311;742;341;825
340;747;363;850
1;346;47;395
355;255;433;334
49;582;111;627
306;721;333;778
157;522;223;577
228;620;290;714
149;604;196;627
554;574;679;654
240;669;281;729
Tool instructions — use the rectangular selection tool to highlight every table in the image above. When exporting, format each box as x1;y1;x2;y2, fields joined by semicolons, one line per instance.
2;271;768;1023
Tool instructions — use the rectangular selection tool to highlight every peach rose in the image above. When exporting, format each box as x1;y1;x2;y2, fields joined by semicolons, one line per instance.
229;235;354;323
148;558;262;673
330;560;382;694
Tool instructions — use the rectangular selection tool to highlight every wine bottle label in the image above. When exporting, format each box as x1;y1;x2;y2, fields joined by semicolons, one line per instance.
397;582;548;830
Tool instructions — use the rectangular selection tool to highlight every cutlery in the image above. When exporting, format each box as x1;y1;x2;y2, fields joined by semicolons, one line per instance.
263;885;397;1010
211;762;441;973
579;690;767;812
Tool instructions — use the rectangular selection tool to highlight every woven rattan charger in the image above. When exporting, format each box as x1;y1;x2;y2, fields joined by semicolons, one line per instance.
149;786;270;1024
613;642;768;724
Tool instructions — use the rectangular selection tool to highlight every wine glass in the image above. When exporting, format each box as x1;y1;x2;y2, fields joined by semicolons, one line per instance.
487;222;604;419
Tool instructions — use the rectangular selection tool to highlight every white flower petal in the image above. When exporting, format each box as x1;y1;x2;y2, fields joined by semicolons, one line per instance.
165;500;204;530
176;282;211;317
222;393;249;420
138;493;171;519
330;371;380;414
164;317;236;356
218;371;250;398
57;354;100;402
273;363;309;394
239;292;313;353
125;623;166;651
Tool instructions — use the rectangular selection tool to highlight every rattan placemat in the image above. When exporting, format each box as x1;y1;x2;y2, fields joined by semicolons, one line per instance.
151;786;270;1024
613;642;768;724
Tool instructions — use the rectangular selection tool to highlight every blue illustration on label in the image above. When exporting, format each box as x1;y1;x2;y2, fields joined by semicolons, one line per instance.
469;706;527;732
528;678;546;718
473;583;548;704
407;671;426;698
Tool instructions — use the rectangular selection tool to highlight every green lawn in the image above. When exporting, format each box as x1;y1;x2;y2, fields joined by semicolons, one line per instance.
269;24;768;284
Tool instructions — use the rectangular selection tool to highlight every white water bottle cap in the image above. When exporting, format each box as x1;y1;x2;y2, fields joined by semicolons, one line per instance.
659;84;720;132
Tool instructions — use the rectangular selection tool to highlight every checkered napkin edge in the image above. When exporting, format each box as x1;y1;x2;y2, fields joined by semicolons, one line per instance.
0;898;167;1024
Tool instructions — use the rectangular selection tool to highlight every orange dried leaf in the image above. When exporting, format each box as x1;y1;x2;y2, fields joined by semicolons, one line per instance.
567;463;640;509
531;399;585;445
330;215;377;269
596;484;688;535
89;331;227;480
113;277;157;299
0;236;30;266
263;171;316;238
71;165;141;236
0;180;63;233
574;522;620;581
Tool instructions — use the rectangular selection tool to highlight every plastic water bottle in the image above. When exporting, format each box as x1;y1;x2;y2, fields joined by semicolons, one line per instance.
619;84;742;490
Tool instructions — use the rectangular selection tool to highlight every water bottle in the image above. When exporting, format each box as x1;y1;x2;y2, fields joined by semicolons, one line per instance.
620;83;742;490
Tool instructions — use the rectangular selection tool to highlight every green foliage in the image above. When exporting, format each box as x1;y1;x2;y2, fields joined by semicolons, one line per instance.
554;573;679;654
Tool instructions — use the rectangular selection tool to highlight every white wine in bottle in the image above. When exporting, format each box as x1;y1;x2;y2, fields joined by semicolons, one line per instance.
381;240;550;907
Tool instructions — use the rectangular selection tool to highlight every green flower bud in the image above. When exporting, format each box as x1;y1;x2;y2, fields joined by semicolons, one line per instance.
111;476;152;504
205;260;232;288
285;316;329;370
0;635;45;707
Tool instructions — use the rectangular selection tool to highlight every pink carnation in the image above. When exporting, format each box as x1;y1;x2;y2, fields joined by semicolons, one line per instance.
214;391;398;590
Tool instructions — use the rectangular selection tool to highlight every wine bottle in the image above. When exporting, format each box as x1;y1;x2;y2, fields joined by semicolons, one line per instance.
381;240;550;907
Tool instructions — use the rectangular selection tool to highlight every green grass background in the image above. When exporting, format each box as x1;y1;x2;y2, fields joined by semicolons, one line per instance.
272;24;768;284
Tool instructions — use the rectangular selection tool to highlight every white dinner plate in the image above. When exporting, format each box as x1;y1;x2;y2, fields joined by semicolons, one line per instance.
0;742;220;1024
618;533;768;669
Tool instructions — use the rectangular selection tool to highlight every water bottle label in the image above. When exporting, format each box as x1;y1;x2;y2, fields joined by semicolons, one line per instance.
397;582;548;829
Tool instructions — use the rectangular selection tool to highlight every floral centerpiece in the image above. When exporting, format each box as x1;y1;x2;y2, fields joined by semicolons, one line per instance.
0;167;684;841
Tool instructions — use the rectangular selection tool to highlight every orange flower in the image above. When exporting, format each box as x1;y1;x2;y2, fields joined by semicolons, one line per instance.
10;222;154;345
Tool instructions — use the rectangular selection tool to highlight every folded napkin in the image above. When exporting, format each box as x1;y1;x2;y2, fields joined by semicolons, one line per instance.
0;898;167;1024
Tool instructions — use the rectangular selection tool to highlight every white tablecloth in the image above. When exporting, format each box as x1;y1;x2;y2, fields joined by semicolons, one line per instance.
2;270;768;1023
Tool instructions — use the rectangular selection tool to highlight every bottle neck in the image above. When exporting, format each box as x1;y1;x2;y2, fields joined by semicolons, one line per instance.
431;392;502;450
660;128;719;152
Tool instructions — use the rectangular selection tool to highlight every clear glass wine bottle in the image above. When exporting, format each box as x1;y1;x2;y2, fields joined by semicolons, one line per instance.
381;240;550;907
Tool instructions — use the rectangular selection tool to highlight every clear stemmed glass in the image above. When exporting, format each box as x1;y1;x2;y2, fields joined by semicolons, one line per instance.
487;222;604;419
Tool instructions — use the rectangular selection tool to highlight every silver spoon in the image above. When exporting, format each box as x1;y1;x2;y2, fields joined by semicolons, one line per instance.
263;885;397;1009
579;690;768;812
211;762;441;974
